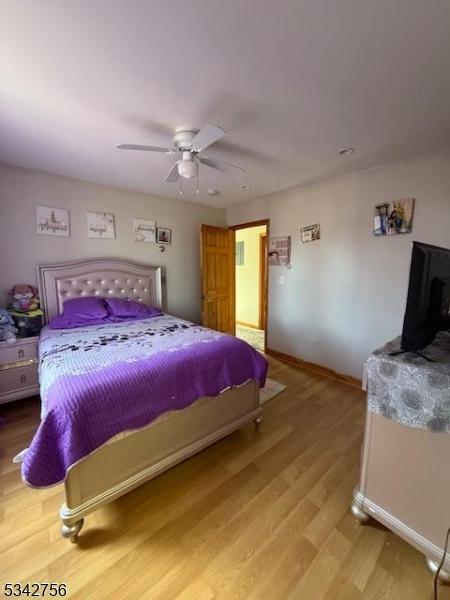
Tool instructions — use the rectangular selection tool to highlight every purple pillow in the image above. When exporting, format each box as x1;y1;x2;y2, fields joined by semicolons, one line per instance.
62;296;108;319
48;296;109;329
48;314;109;329
105;297;162;318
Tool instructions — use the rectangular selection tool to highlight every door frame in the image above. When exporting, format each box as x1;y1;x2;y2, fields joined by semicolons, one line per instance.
229;219;270;353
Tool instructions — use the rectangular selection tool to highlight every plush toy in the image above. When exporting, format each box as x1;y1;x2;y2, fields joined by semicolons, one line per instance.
9;284;39;313
0;309;18;343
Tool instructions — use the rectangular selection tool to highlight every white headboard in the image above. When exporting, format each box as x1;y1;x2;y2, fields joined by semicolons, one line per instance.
37;257;165;323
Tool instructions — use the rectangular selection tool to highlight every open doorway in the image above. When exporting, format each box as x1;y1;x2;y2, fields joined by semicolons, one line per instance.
230;220;269;353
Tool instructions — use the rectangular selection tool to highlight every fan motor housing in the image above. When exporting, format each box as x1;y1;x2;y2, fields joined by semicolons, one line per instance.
173;128;199;152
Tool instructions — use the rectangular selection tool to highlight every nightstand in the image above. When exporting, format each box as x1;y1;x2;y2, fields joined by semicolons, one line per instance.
0;336;40;404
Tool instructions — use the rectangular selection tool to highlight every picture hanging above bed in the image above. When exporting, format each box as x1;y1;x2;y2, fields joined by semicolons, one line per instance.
87;211;116;239
374;198;415;236
36;205;70;237
132;218;156;243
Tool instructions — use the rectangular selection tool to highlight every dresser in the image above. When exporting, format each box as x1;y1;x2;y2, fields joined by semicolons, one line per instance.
0;336;40;404
352;332;450;582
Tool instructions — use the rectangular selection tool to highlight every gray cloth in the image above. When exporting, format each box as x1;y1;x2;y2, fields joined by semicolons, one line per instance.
366;331;450;433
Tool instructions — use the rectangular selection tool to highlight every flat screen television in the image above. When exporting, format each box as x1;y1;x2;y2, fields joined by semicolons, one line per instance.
401;241;450;352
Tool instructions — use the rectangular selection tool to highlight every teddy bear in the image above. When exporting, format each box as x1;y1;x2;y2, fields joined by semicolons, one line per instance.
0;309;18;343
9;284;39;313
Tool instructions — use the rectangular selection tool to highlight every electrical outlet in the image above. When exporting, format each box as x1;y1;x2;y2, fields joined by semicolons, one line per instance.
310;337;319;350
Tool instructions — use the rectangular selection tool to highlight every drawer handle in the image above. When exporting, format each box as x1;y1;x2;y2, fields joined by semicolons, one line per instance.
20;374;27;384
18;349;25;358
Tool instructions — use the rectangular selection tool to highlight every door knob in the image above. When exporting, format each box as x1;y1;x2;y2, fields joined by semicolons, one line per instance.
202;295;209;300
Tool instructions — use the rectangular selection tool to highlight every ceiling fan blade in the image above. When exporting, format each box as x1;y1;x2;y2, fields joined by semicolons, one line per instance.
190;124;226;152
199;155;246;173
164;161;181;183
116;143;176;154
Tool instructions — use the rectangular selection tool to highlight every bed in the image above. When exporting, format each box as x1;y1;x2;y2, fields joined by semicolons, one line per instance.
25;258;267;542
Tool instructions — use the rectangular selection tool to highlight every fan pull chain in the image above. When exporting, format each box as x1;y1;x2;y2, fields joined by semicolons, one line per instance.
196;166;200;195
179;176;183;195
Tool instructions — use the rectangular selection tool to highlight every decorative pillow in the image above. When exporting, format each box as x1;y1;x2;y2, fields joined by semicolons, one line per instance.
48;296;109;329
104;297;162;318
62;296;108;319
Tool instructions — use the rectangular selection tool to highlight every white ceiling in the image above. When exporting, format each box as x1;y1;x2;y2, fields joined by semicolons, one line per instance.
1;0;450;208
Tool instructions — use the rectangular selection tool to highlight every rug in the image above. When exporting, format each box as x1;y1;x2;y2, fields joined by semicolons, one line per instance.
236;324;265;352
259;377;286;405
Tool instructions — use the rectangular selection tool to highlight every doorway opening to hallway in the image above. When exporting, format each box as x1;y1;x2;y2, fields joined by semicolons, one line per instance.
230;220;269;353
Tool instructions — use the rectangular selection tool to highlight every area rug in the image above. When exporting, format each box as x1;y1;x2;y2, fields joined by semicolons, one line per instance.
259;377;286;405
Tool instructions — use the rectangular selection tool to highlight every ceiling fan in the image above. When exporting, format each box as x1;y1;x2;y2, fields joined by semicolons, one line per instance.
116;123;246;193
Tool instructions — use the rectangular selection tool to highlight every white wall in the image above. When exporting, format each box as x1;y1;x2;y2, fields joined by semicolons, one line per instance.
236;225;266;327
227;151;450;380
0;163;225;322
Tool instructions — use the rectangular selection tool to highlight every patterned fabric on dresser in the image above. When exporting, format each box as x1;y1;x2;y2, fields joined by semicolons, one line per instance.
367;331;450;433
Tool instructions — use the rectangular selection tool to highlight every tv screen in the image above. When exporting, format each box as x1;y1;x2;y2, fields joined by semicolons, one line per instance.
401;241;450;352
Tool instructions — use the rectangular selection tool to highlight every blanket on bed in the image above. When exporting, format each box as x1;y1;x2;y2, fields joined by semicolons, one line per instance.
22;314;268;487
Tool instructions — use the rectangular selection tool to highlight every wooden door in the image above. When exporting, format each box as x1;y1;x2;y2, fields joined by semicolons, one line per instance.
200;224;235;334
259;233;268;330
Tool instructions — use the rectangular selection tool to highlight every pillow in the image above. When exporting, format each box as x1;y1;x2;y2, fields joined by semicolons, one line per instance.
48;296;109;329
62;296;108;319
105;297;162;318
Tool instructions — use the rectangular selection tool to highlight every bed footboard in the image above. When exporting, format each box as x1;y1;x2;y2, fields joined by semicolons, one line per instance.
60;380;261;541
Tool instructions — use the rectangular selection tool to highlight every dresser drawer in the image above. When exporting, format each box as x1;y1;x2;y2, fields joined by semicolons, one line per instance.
0;338;38;364
0;364;39;396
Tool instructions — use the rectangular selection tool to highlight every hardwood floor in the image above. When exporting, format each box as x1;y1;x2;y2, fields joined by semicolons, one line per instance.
1;356;448;599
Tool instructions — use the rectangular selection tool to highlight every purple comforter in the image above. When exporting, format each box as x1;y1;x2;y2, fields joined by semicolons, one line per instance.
23;314;268;487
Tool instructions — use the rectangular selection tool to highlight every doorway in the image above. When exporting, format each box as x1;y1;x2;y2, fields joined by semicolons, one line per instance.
230;220;269;353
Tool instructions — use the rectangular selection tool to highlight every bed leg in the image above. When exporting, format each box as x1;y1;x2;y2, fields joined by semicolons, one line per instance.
253;415;263;426
61;518;84;543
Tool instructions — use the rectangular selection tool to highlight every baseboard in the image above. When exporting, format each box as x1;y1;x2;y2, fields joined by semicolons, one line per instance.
266;347;362;390
236;320;262;330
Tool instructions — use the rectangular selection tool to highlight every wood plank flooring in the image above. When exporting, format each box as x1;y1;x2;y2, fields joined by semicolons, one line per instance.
1;357;448;599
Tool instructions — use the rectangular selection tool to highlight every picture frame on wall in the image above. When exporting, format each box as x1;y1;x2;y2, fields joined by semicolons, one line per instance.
87;211;116;239
36;205;70;237
156;227;172;244
374;198;415;236
268;236;290;266
301;223;321;243
132;218;156;243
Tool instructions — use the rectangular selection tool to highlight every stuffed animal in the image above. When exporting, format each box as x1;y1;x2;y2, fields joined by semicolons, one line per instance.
9;284;39;313
0;309;18;343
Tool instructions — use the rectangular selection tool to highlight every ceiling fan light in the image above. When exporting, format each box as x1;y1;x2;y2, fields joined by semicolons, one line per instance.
178;152;197;179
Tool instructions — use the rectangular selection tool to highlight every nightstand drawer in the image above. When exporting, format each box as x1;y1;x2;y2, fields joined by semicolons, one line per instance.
0;339;38;364
0;364;39;396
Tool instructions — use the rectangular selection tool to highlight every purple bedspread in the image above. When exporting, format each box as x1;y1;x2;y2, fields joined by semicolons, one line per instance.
23;314;268;487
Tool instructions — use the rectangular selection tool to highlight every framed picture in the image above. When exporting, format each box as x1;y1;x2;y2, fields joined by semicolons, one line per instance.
36;205;70;237
374;198;415;236
268;236;290;266
87;211;116;239
156;227;171;244
301;223;320;243
132;218;156;243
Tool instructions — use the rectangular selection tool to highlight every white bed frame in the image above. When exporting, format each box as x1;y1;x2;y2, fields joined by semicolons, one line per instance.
37;258;262;542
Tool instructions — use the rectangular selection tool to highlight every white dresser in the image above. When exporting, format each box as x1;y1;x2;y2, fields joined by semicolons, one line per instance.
0;336;40;404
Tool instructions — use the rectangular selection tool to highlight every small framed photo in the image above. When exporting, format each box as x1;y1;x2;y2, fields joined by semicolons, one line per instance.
301;223;321;243
156;227;171;245
373;198;415;236
132;218;156;243
87;211;116;239
36;205;70;237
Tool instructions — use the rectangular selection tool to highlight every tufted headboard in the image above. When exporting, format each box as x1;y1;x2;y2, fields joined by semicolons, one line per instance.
37;257;165;323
